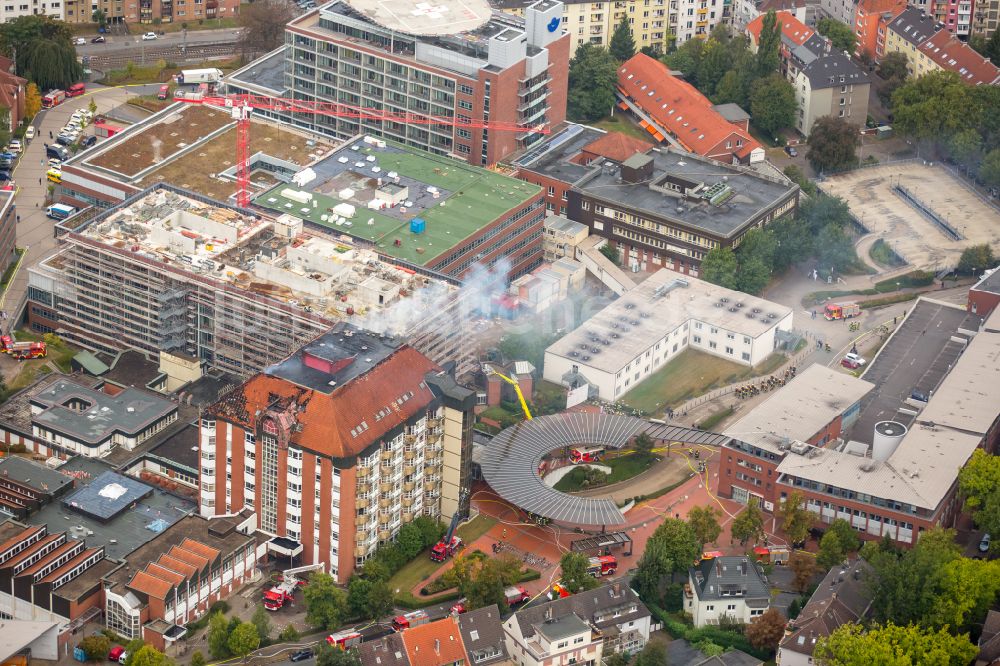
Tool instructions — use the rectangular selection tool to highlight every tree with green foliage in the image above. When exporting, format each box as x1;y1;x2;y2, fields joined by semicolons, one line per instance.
0;15;80;89
599;241;621;264
632;431;654;457
807;116;859;172
878;51;909;81
662;38;704;80
190;652;205;666
789;551;818;594
926;557;1000;632
120;639;145;666
207;611;231;659
815;223;858;273
396;522;426;560
79;635;111;661
414;515;445;549
648;518;700;581
439;553;479;598
816;18;857;53
826;519;860;554
892;71;975;142
813;622;977;666
799;193;852;233
604;652;629;666
560;551;601;593
687;505;723;549
817;531;846;570
278;624;299;642
946;127;982;169
731;503;764;545
92;8;107;27
304;573;349;630
713;69;745;105
361;557;391;582
633;641;669;666
756;10;782;77
783;164;817;195
751;73;795;136
251;605;272;644
468;554;522;610
982;27;1000;67
700;247;739;289
316;643;361;666
958;448;1000;545
698;38;732;95
735;255;772;295
609;16;636;61
634;530;674;605
745;607;787;652
128;646;170;666
567;43;620;122
228;622;260;662
769;216;813;273
982;149;1000;189
779;491;814;547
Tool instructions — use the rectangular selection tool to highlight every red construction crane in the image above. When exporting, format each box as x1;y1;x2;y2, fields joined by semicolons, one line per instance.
172;93;551;207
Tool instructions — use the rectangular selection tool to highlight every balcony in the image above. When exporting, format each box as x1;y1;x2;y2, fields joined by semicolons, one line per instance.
378;497;391;509
380;449;394;461
356;466;370;477
379;513;390;525
357;482;371;494
402;511;414;523
379;529;392;541
426;417;442;428
356;497;369;509
402;496;414;507
379;481;393;493
404;448;416;461
404;434;417;444
402;464;415;476
426;432;442;444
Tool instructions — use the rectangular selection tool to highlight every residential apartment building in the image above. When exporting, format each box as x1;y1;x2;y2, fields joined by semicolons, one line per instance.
0;191;16;284
853;0;906;58
883;7;1000;83
930;0;974;37
199;324;475;582
101;513;261;650
747;12;870;135
686;556;770;627
973;0;999;36
359;606;510;666
62;0;238;23
820;0;858;26
617;54;765;164
226;0;569;168
0;0;62;21
542;215;589;261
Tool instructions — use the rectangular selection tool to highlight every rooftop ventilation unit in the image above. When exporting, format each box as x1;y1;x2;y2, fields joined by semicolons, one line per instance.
735;302;744;308
729;307;738;313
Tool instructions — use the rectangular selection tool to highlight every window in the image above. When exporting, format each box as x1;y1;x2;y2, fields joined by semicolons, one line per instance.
725;346;733;354
458;100;473;110
458;83;474;95
693;335;701;343
742;352;751;361
457;144;471;154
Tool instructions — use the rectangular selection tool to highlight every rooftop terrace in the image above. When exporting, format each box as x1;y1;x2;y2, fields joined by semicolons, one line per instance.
253;136;540;266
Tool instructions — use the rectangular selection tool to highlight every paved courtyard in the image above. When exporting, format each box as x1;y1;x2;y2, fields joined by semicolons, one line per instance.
820;162;1000;271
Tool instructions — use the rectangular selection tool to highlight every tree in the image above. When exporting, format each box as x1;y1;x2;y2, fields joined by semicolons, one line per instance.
396;522;425;560
713;69;745;106
956;244;997;276
190;652;205;666
982;27;1000;67
79;635;110;661
807;116;859;172
633;642;669;666
662;38;705;80
568;43;619;122
20;39;83;90
303;572;349;630
560;551;601;593
891;71;975;143
756;10;782;77
24;82;41;119
926;557;1000;632
440;553;479;598
122;639;146;666
228;622;260;662
468;554;522;610
700;247;739;289
698;38;731;95
632;431;655;457
982;149;1000;189
789;551;818;594
779;491;814;547
92;8;107;27
239;0;297;53
799;193;853;233
826;519;860;554
770;216;813;273
278;625;299;643
813;622;977;666
604;653;629;666
365;580;395;619
648;518;700;581
599;241;621;264
609;16;636;62
815;223;858;273
731;503;764;545
316;643;361;666
816;18;856;53
877;51;909;81
413;515;445;548
959;449;1000;542
128;646;170;666
946;128;981;168
687;505;722;549
816;531;845;570
251;605;272;644
735;255;771;295
634;529;675;605
750;73;795;137
207;611;231;659
745;607;787;652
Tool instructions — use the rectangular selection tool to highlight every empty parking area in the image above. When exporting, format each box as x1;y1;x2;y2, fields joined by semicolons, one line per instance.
820;163;1000;271
847;299;979;443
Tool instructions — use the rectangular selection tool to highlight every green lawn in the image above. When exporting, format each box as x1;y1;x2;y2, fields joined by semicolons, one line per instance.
387;514;497;597
554;453;658;492
589;114;656;142
621;348;787;414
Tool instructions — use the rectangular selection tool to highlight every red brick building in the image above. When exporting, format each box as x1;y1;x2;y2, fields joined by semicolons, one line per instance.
968;268;1000;318
199;324;475;582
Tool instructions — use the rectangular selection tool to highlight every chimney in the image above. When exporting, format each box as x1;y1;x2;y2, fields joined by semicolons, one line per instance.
545;606;553;621
613;582;621;596
434;639;440;654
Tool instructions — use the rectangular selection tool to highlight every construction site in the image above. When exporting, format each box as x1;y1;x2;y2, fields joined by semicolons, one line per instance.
26;185;487;378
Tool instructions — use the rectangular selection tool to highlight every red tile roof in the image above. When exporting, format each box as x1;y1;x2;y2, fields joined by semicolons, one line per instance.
18;540;79;577
7;534;63;569
401;617;468;666
39;547;103;584
581;131;654;163
179;538;220;564
617;54;761;162
857;0;905;14
167;545;209;572
127;570;174;599
747;10;815;46
145;562;187;586
212;346;439;459
919;29;1000;85
0;525;43;562
156;554;199;579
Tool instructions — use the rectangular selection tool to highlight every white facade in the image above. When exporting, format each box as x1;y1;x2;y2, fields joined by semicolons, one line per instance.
686;589;767;627
0;0;63;21
503;613;603;666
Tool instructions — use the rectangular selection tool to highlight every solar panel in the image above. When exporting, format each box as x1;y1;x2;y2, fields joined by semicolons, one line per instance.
62;471;155;523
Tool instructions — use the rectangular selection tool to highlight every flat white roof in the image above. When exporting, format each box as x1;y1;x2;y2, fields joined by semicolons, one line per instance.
725;364;874;453
545;270;792;375
917;326;1000;436
343;0;491;35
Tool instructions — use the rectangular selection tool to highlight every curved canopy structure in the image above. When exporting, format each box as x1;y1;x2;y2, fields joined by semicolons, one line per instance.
479;413;648;526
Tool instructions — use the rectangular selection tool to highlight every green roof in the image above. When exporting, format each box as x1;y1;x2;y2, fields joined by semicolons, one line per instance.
73;351;110;376
253;143;540;267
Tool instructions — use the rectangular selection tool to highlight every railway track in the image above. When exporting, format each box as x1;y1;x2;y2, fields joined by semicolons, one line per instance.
86;42;258;69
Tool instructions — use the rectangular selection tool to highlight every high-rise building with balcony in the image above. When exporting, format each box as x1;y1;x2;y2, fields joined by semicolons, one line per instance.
199;323;475;582
224;0;570;167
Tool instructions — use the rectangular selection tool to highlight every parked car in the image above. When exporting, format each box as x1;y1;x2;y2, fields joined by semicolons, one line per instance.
80;135;97;147
784;146;798;157
91;35;106;43
157;84;170;100
46;144;69;161
74;37;86;45
981;533;992;553
841;357;861;370
48;158;62;168
56;134;76;146
844;353;866;366
24;126;35;140
142;32;157;40
289;650;313;662
0;171;11;182
108;646;125;662
7;139;21;153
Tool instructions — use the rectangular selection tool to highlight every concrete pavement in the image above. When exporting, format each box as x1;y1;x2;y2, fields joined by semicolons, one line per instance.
6;83;163;327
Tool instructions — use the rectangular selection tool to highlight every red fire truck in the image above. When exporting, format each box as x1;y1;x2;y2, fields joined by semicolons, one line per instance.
430;514;463;562
326;630;362;650
261;563;321;611
0;336;46;360
824;302;861;320
587;555;618;577
570;446;605;464
505;585;530;606
392;610;430;631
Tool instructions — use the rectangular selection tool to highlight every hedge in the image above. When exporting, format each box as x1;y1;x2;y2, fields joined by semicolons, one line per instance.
646;602;770;660
399;568;542;610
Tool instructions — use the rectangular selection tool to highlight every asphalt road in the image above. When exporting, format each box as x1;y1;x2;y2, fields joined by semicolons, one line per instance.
3;83;163;325
75;27;244;54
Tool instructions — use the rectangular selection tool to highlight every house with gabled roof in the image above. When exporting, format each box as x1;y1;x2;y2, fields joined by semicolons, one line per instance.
685;556;770;627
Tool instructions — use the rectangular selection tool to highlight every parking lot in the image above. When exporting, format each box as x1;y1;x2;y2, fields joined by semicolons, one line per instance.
820;162;1000;271
847;299;980;443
